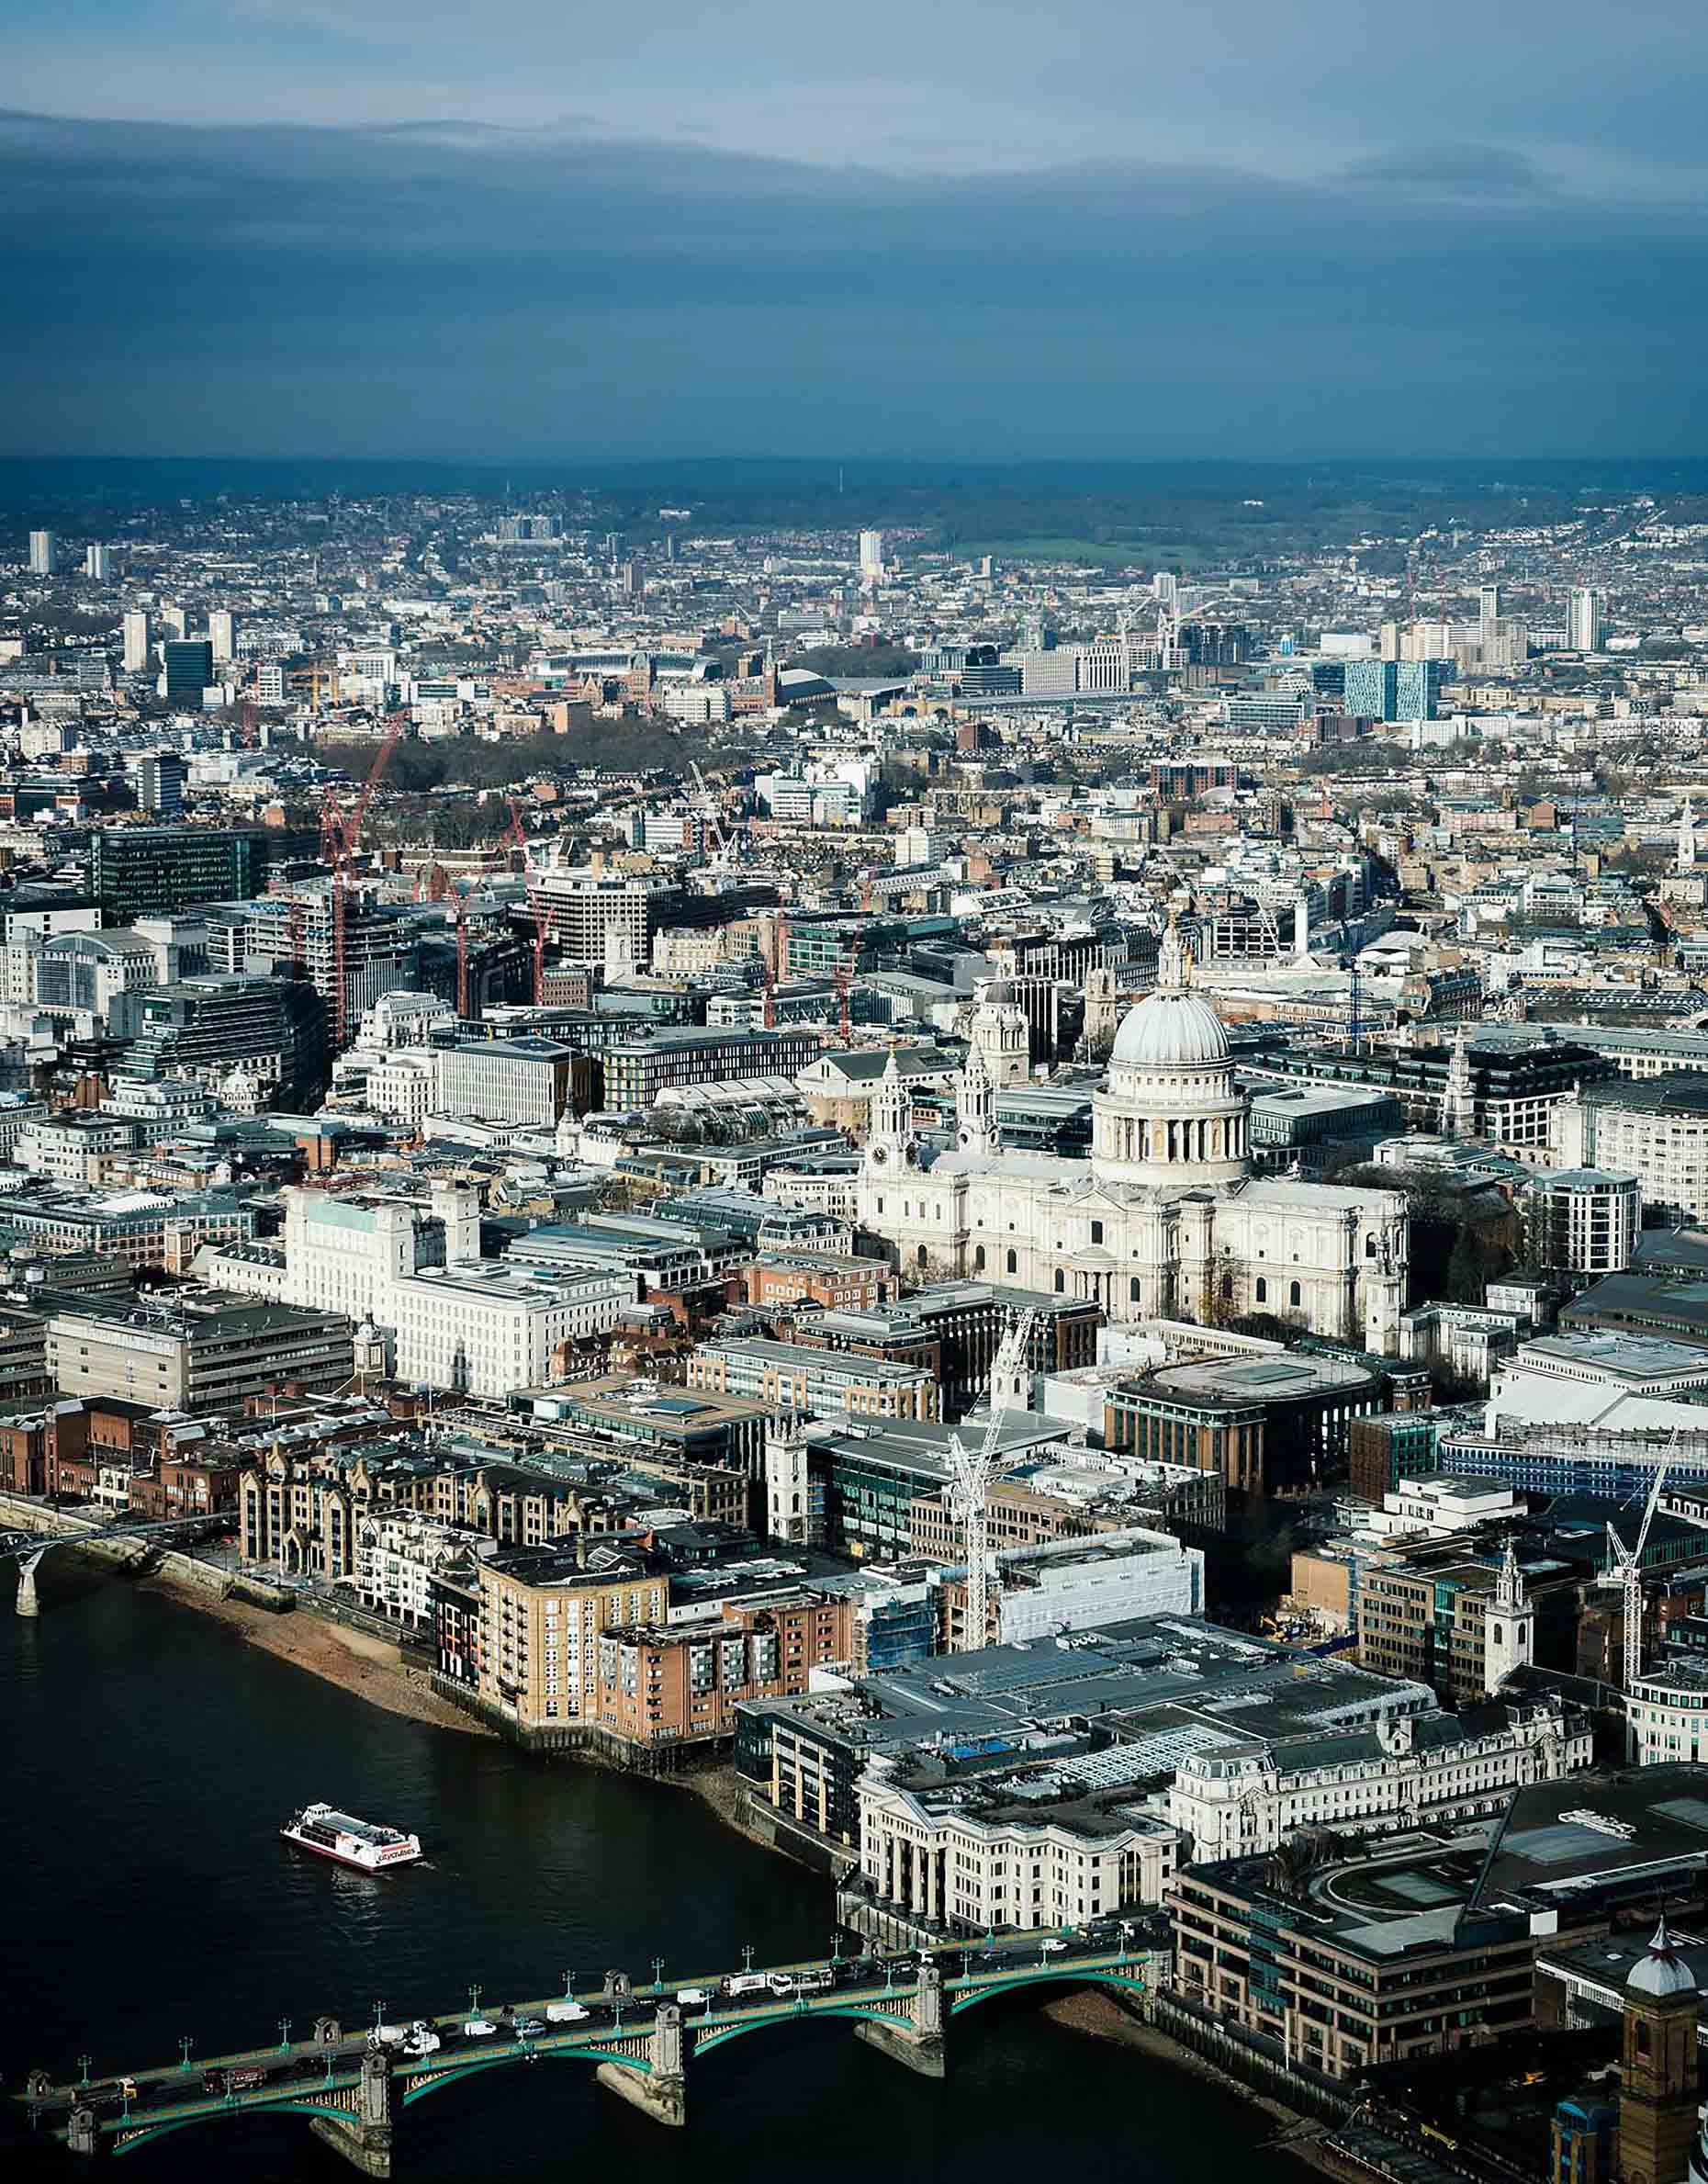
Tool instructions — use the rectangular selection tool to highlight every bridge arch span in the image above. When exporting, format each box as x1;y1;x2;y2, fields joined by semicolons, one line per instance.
947;1967;1151;2019
399;2044;654;2106
112;2096;364;2158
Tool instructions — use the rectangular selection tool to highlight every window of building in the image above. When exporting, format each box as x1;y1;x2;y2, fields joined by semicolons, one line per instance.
1289;1280;1302;1309
1129;1278;1141;1303
1053;1270;1064;1293
1090;1220;1104;1244
1255;1278;1267;1303
1006;1250;1017;1274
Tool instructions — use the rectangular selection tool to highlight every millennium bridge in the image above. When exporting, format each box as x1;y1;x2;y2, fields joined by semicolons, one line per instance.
12;1933;1162;2172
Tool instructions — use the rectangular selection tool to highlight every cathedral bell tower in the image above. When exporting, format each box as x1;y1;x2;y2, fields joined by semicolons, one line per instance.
957;1044;997;1160
1621;1920;1701;2184
864;1051;915;1175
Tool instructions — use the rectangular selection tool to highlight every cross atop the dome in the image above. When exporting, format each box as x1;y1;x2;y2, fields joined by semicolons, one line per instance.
1158;905;1192;992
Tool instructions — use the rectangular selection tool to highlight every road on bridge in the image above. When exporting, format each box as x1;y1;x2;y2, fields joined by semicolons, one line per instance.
13;1923;1165;2139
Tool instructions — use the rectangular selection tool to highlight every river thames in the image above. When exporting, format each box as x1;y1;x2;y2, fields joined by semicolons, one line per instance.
2;1566;1300;2181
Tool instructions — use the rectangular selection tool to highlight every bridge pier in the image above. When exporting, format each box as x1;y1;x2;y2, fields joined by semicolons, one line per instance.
67;2104;100;2157
595;2004;686;2128
16;1551;45;1617
309;2045;394;2178
854;1961;946;2080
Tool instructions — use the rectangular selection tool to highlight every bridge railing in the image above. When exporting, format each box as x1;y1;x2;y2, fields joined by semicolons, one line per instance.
17;1936;1157;2119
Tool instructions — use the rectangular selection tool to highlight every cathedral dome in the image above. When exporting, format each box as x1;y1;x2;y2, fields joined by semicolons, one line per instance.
1112;987;1230;1072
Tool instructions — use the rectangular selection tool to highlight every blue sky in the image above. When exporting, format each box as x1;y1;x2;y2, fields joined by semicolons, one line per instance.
6;1;1708;457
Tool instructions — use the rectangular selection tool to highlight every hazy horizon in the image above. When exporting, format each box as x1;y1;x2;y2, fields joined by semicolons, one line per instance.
8;0;1708;465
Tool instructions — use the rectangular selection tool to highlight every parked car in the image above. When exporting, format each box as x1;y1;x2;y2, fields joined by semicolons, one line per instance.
545;2001;590;2023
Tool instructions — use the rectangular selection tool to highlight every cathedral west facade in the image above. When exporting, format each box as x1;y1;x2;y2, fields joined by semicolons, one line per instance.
857;926;1408;1352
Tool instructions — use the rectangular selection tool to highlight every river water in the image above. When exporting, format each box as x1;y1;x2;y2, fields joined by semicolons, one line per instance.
2;1565;1298;2182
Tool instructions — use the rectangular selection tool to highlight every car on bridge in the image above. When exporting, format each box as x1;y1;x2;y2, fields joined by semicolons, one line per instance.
462;2016;498;2038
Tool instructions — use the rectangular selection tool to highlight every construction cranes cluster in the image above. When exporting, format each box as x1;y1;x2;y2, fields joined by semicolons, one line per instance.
316;713;403;1048
947;1309;1038;1652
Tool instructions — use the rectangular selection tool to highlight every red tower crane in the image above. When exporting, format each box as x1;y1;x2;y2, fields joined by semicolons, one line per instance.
837;879;874;1043
454;884;472;1019
507;799;550;1005
319;715;404;1048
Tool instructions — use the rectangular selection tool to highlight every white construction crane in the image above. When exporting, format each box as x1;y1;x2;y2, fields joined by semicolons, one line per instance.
947;1309;1038;1653
1601;1438;1677;1696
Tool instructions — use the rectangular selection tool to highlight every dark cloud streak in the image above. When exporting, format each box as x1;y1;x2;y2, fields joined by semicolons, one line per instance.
3;112;1706;460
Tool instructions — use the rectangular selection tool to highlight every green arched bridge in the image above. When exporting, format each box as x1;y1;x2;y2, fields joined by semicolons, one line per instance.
14;1934;1163;2171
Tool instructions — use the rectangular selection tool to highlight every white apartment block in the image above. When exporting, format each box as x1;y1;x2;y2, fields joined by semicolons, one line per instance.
859;1769;1180;1931
1169;1697;1591;1861
1553;1085;1708;1222
351;1509;492;1629
1628;1661;1708;1766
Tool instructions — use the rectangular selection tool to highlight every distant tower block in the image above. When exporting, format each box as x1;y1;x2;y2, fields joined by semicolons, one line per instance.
1680;800;1697;874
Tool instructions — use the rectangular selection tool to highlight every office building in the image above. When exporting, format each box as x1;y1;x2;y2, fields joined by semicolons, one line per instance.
28;529;57;576
859;529;885;581
1553;1075;1708;1221
84;543;111;581
163;637;215;704
1342;657;1444;722
89;827;268;920
113;974;330;1102
279;1185;635;1399
45;1292;354;1413
121;611;151;673
434;1037;574;1127
1568;587;1604;652
737;1615;1434;1859
208;610;235;662
688;1334;938;1421
135;751;187;817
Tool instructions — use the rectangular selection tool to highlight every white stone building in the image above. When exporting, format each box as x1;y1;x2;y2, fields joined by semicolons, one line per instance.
281;1183;636;1398
1170;1693;1591;1861
859;1765;1181;1931
857;923;1408;1346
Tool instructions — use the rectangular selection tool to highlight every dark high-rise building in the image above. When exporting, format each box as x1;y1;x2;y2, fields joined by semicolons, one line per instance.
163;638;215;704
1342;659;1444;723
110;973;331;1103
88;827;270;922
